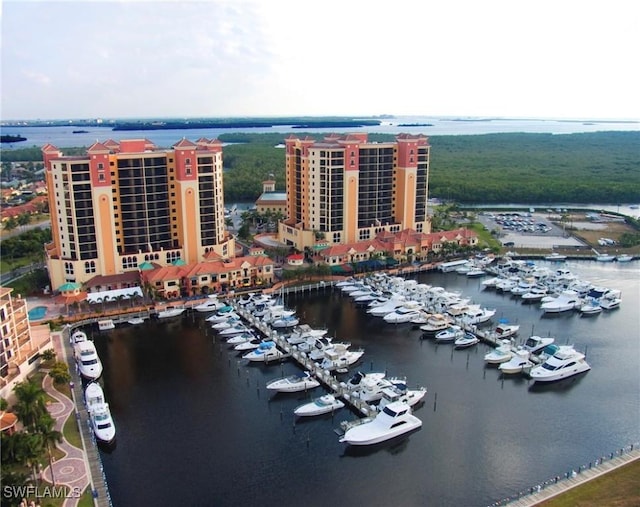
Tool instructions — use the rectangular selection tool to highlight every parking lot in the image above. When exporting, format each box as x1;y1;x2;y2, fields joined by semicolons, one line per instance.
476;211;586;249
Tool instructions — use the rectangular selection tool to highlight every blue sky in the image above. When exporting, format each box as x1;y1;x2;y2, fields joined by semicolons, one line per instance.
1;0;639;120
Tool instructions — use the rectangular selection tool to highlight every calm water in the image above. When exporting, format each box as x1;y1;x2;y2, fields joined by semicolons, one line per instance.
93;261;639;507
3;116;640;149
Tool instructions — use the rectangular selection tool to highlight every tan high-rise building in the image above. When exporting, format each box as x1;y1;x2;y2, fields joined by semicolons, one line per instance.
42;138;234;290
279;133;431;251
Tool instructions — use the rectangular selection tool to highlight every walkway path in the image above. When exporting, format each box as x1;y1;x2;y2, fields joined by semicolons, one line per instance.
41;331;90;506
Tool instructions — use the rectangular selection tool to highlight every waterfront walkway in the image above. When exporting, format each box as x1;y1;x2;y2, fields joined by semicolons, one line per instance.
40;330;111;506
499;445;640;506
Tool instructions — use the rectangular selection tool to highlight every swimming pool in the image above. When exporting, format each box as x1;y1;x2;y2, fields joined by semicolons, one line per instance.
28;306;47;320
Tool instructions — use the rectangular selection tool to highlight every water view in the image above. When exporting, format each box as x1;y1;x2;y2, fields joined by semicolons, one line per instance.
92;261;639;506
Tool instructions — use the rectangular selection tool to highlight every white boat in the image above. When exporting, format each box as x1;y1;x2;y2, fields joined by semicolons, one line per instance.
367;296;407;317
285;325;328;345
599;295;621;310
596;254;616;262
522;335;555;354
211;315;242;330
339;401;422;446
74;341;103;380
492;323;520;339
529;345;591;383
343;371;387;391
156;306;186;319
578;299;603;316
540;290;582;313
297;336;335;360
466;268;486;278
234;339;264;352
266;371;320;393
498;349;534;374
484;340;514;364
521;285;549;303
294;394;345;417
383;301;424;324
226;332;258;345
242;341;286;362
70;329;88;345
454;331;479;349
377;383;427;409
616;254;633;262
218;323;251;337
270;314;300;329
97;319;115;331
193;297;225;313
544;252;567;262
460;306;496;325
85;382;116;444
435;325;465;343
206;309;237;323
350;375;407;403
419;314;453;337
319;345;364;372
127;316;147;325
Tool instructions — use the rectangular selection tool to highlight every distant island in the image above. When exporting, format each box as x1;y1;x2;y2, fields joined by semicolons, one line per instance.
0;134;27;143
72;130;89;134
112;117;382;131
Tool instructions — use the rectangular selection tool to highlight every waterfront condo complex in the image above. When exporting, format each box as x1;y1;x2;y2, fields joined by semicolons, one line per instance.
279;133;432;251
42;138;235;289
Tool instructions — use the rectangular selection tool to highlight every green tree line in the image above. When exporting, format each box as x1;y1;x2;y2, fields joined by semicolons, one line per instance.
2;131;638;204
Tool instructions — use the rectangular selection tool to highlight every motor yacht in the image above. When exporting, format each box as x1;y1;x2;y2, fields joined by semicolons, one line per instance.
156;306;186;319
339;401;422;446
205;305;235;322
74;341;103;380
193;296;225;313
599;294;622;310
367;296;407;317
218;323;251;337
85;382;116;444
578;299;603;316
242;341;286;362
343;371;387;391
350;375;407;403
319;344;364;372
540;290;582;313
377;383;427;410
498;349;533;374
70;329;88;345
492;323;520;339
294;394;345;417
529;345;591;383
522;335;555;354
383;301;424;324
484;340;514;364
285;325;328;345
266;371;320;393
419;314;452;338
544;252;567;262
435;325;465;343
454;331;480;349
460;305;496;325
270;314;300;329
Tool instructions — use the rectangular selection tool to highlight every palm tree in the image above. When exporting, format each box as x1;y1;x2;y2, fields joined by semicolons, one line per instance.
19;432;44;487
35;413;62;486
13;379;47;430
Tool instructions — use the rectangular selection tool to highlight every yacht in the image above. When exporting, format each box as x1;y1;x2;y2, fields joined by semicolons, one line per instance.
544;252;567;262
491;323;520;339
540;290;582;313
266;371;320;393
339;401;422;446
383;301;424;324
460;305;496;325
350;375;407;403
367;296;407;317
484;340;514;364
595;254;616;262
343;371;387;391
70;329;88;345
599;293;622;310
419;314;453;338
294;394;345;417
156;306;186;319
74;341;103;380
522;335;555;354
529;345;591;383
435;325;465;343
616;254;633;262
193;296;225;313
270;314;300;329
242;341;286;362
205;306;235;322
319;344;364;372
377;383;427;410
520;285;549;303
454;331;480;349
285;325;328;345
578;299;603;316
498;349;533;374
85;382;116;444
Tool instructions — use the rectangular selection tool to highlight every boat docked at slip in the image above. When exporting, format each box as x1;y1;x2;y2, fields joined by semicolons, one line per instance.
367;296;407;317
383;301;424;324
266;371;320;393
522;335;555;354
540;290;582;313
520;285;549;303
193;296;225;313
242;341;286;362
343;371;387;391
339;401;422;446
156;306;186;319
460;305;496;326
454;331;480;349
529;345;591;383
419;314;453;337
490;322;520;339
599;293;622;310
205;305;235;322
218;323;251;337
211;314;242;330
616;254;633;262
70;329;88;345
435;325;465;343
484;340;514;365
319;344;364;372
294;394;345;417
579;298;603;316
285;325;328;345
74;340;103;380
595;254;616;262
544;252;567;262
377;383;427;410
498;349;534;374
270;314;300;329
85;382;116;444
349;375;408;403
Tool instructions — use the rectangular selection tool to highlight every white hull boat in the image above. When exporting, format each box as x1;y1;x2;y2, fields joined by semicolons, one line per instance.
70;330;88;345
205;306;234;321
193;297;225;312
435;325;464;343
484;340;514;364
320;348;364;372
529;345;591;382
378;384;427;409
498;349;533;374
522;335;555;354
85;382;116;444
218;324;251;337
243;341;286;362
540;290;582;313
339;401;422;446
294;394;345;417
74;341;103;380
343;371;387;391
454;332;479;349
156;306;186;319
266;372;320;393
579;300;603;315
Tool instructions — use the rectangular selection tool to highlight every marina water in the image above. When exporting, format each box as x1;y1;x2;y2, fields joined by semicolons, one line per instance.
94;261;639;506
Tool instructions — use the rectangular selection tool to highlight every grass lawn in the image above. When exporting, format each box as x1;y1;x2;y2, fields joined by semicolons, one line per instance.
537;459;640;507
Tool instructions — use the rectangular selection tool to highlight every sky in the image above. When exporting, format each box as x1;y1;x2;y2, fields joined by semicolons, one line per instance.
1;0;639;121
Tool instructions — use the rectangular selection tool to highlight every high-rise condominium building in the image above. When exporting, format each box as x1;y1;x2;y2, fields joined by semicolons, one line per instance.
42;138;234;290
278;133;431;251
